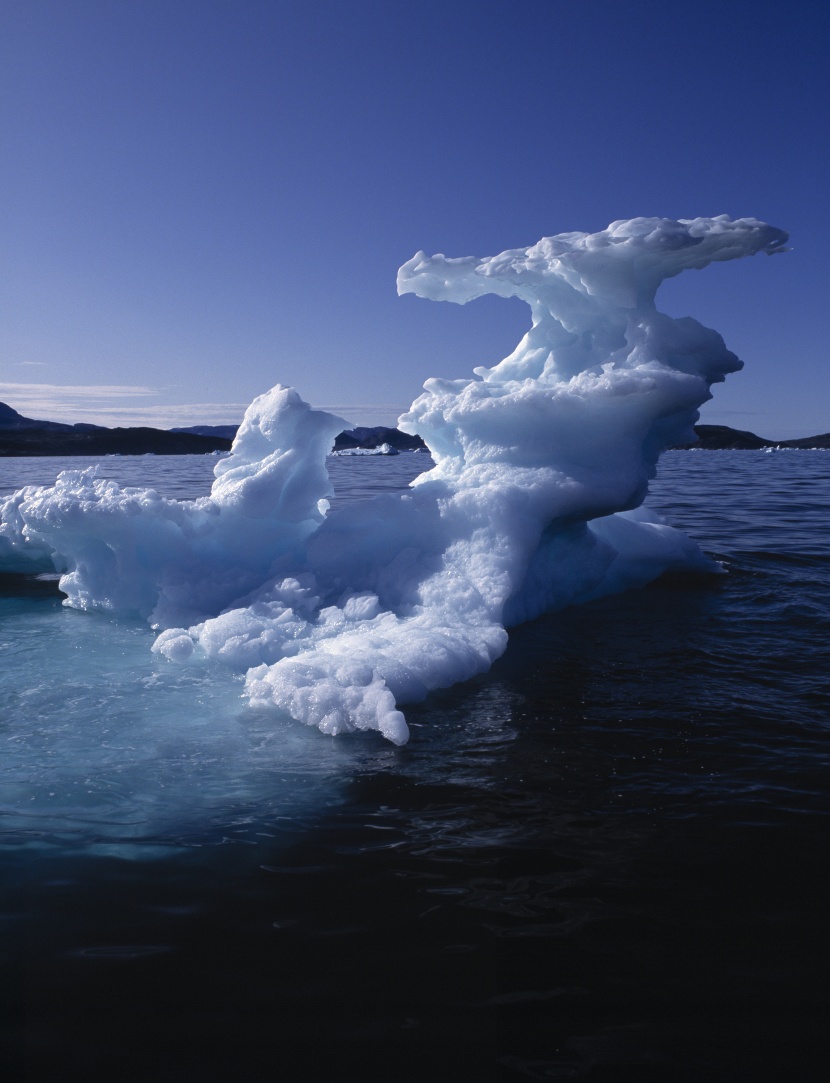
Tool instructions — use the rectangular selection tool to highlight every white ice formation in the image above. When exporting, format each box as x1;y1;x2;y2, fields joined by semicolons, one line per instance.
331;442;399;456
0;216;787;744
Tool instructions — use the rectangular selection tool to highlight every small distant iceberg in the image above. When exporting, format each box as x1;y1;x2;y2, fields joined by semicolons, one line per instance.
331;425;426;453
330;442;399;457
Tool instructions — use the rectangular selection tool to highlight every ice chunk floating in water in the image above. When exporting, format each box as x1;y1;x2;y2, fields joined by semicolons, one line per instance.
0;216;787;744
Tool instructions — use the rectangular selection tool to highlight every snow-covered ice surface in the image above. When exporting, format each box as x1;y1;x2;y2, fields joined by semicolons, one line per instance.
0;217;786;744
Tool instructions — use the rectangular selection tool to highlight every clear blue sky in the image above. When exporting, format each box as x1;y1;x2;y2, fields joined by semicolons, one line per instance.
0;0;827;438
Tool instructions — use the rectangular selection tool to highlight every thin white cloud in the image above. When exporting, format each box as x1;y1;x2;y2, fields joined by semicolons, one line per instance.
0;383;241;428
0;382;158;401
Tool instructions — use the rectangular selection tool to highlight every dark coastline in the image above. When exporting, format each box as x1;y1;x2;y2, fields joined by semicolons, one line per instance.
0;425;430;457
0;401;232;456
0;427;233;457
674;424;830;450
2;409;828;459
0;401;427;457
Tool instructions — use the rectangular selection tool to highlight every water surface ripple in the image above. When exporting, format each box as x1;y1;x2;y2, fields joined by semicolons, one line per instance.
2;449;829;1081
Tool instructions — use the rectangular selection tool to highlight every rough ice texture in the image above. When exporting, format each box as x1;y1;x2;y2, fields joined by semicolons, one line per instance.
0;217;787;744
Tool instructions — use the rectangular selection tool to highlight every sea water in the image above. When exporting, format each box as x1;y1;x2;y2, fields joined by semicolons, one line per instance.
2;450;829;1080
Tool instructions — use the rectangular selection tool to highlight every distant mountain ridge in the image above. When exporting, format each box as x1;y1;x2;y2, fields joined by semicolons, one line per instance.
0;401;104;434
674;425;830;450
2;402;828;455
0;402;232;456
0;404;426;457
169;424;240;441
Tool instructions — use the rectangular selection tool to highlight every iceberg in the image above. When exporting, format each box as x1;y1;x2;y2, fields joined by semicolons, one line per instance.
331;442;400;456
0;216;787;744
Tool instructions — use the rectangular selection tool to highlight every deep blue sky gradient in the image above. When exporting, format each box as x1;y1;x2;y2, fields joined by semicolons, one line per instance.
1;0;827;437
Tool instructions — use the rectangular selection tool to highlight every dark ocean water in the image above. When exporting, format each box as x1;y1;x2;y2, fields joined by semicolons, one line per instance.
2;450;829;1081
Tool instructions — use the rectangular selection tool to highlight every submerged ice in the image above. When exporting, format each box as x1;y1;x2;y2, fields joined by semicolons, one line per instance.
0;216;786;744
